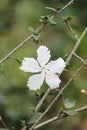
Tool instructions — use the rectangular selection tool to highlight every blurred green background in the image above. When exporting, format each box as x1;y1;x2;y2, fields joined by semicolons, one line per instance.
0;0;87;130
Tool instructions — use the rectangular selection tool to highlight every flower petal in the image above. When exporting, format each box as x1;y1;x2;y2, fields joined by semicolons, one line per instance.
20;58;41;73
37;45;51;66
46;58;65;74
45;71;61;89
27;72;44;90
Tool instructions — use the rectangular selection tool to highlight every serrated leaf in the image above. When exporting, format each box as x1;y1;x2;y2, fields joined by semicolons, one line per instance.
64;98;76;109
64;110;77;116
27;112;42;125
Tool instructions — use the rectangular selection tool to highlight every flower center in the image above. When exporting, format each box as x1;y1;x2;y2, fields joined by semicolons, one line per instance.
41;66;51;79
41;66;46;71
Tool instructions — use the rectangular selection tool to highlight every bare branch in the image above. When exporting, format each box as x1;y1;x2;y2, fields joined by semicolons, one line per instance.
34;105;87;129
58;0;74;13
65;21;79;40
27;0;75;116
29;60;87;130
0;0;74;65
34;88;51;112
34;26;87;114
21;125;27;130
73;53;85;63
0;116;8;129
28;26;87;130
66;27;87;65
0;35;32;64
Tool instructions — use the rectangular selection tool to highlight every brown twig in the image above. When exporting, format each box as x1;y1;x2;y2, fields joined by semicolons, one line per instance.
34;26;87;120
73;53;85;63
34;88;51;112
58;0;74;13
66;27;87;65
65;21;79;40
34;105;87;129
29;27;87;130
0;116;8;129
29;60;87;130
0;0;74;65
28;0;75;114
0;35;32;64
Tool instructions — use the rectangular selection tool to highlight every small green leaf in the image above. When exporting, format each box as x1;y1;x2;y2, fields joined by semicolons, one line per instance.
45;7;56;12
32;33;40;44
8;56;21;64
63;16;72;23
48;19;57;25
28;26;35;33
27;112;42;125
40;15;57;25
64;110;77;116
20;120;26;126
64;98;76;109
40;15;50;24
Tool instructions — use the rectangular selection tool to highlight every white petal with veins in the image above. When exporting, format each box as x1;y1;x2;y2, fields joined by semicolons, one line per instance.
46;58;65;74
37;45;51;66
45;71;61;89
20;58;41;73
27;72;44;90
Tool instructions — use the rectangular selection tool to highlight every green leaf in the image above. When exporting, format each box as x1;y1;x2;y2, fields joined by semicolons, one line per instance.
48;19;57;25
20;120;26;126
63;16;72;23
27;112;42;125
40;15;57;25
64;98;76;109
45;7;56;12
40;15;50;24
9;56;21;64
32;33;40;44
64;110;77;116
28;26;35;33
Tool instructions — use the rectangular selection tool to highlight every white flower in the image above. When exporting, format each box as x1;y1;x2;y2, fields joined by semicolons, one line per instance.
20;45;66;90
